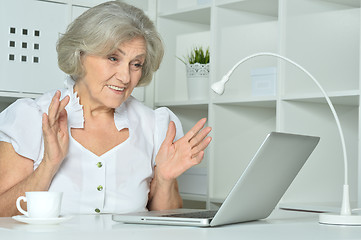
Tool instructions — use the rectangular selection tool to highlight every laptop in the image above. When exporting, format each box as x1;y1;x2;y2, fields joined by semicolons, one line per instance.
112;132;320;227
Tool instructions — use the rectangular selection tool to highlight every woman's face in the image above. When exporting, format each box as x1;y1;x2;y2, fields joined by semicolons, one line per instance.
76;37;146;110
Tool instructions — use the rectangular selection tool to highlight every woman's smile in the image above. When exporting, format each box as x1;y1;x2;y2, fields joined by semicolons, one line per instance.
107;85;125;92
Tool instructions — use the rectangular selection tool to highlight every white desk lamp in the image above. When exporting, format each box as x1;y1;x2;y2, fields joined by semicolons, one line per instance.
211;52;361;225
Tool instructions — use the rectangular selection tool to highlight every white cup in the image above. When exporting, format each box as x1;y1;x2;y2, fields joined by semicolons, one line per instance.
16;191;63;218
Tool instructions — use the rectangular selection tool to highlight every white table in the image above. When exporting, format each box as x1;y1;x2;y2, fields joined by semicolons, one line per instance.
1;209;361;240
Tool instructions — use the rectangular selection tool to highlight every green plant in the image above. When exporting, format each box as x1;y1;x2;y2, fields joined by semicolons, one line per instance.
178;46;210;65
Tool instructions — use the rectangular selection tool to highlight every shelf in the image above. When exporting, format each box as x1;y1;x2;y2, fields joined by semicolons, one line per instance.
209;197;225;204
159;6;211;25
282;90;360;106
180;194;208;202
210;91;360;107
212;96;277;108
0;91;41;103
158;0;211;18
155;100;208;109
69;0;112;7
216;0;279;17
320;0;361;8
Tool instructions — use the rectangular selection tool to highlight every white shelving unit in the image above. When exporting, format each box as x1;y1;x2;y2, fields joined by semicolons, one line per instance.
154;0;361;211
2;0;360;212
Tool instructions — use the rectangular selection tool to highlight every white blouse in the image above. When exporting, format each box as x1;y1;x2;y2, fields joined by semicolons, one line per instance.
0;78;183;215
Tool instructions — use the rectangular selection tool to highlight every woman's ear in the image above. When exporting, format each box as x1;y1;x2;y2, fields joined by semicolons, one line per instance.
76;50;86;81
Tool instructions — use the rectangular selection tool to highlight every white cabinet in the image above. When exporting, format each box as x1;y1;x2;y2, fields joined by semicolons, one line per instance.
0;0;68;95
0;0;88;109
155;0;361;211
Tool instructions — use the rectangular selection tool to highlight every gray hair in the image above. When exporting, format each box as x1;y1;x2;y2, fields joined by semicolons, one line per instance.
56;1;164;86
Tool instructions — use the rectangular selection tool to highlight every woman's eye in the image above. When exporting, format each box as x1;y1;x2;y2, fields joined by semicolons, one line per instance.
130;62;143;71
108;56;118;62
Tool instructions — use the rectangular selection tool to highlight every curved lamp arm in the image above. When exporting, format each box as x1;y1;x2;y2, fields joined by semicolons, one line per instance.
211;52;351;218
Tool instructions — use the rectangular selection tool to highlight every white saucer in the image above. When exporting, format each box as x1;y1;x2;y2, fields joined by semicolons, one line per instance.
12;215;73;225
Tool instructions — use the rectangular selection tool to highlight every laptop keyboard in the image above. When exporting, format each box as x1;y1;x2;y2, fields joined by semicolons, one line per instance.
162;210;218;219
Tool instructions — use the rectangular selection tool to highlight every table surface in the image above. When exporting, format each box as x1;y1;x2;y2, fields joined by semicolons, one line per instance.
1;209;361;240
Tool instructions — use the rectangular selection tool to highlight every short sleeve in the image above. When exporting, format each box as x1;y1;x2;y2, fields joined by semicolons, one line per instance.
153;107;184;164
0;98;43;161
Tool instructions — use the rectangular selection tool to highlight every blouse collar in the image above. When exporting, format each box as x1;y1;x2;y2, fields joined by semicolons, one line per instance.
64;77;130;131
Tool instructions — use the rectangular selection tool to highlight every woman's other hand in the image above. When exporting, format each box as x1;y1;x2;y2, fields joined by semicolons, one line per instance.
155;118;212;183
148;118;212;210
42;90;70;174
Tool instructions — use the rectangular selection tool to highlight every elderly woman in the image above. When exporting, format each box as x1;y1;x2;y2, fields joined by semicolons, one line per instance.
0;1;211;216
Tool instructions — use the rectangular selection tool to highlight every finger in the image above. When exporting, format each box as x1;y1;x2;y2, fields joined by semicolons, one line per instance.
189;126;212;148
59;95;70;113
58;109;68;133
42;113;51;135
191;151;205;165
54;93;69;119
48;91;61;125
48;91;59;112
191;136;212;156
184;118;207;142
163;121;176;146
49;93;70;127
48;90;61;113
55;95;70;123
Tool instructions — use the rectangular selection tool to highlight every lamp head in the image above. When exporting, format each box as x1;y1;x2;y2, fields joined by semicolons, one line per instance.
211;75;229;95
211;81;225;95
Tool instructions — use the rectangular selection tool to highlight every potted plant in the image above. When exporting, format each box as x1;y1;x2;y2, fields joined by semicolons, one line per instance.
179;46;210;100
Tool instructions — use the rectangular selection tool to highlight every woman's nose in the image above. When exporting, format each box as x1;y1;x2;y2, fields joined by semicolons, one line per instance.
115;64;130;84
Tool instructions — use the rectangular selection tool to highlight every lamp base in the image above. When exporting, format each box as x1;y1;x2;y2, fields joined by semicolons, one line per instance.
319;213;361;225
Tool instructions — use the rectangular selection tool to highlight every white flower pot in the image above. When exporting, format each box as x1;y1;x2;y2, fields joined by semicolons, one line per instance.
186;63;210;100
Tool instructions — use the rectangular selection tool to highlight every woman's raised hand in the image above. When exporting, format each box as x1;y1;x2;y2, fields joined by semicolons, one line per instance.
155;118;212;182
41;91;70;173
